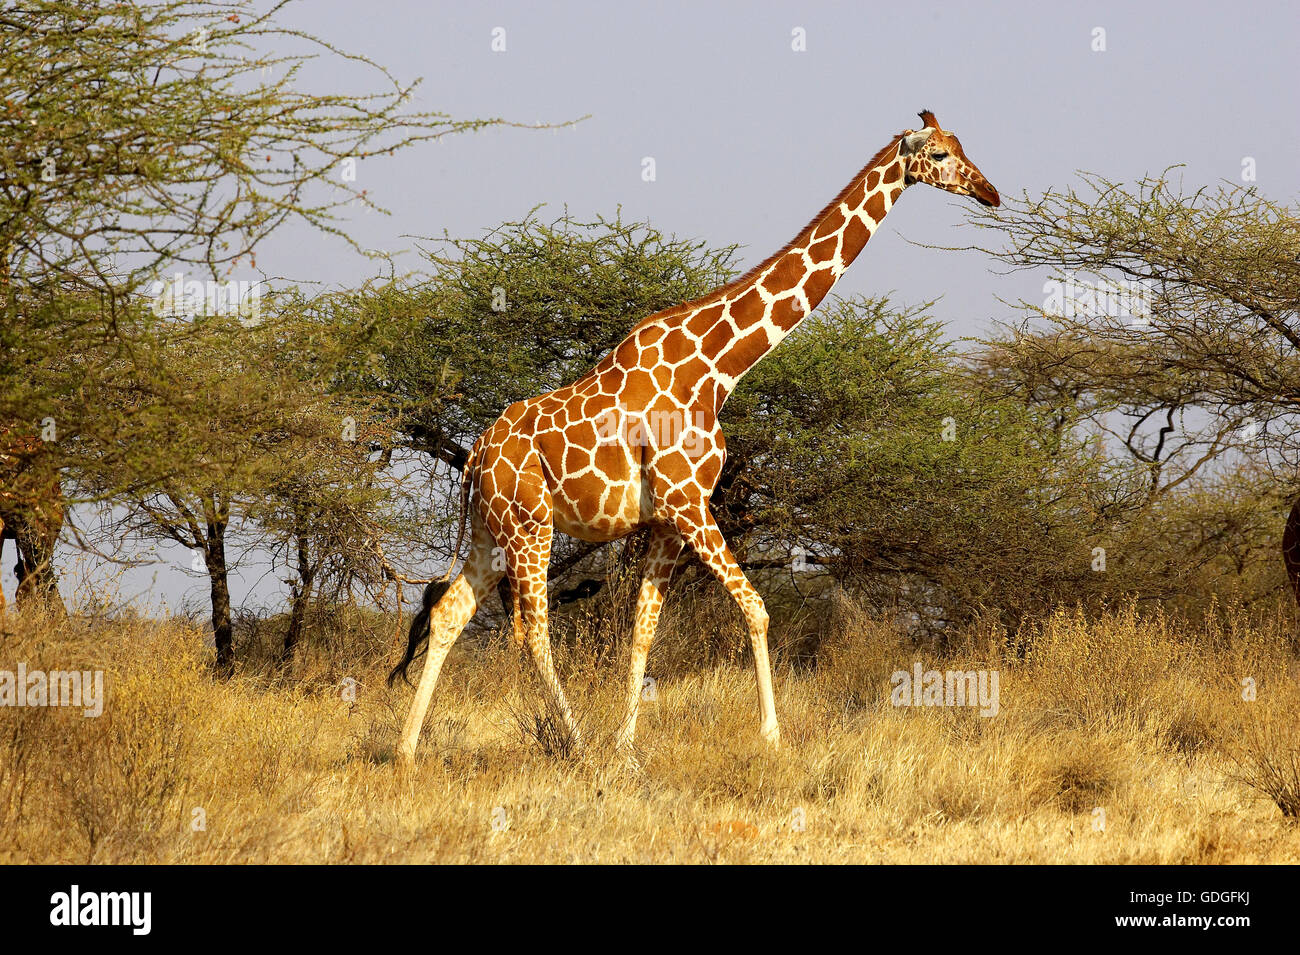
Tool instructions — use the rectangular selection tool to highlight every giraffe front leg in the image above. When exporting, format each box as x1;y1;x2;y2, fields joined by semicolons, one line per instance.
670;505;780;749
617;525;684;755
499;449;587;752
516;574;583;753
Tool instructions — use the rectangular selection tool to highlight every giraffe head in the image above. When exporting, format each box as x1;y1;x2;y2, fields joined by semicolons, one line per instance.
898;110;1000;207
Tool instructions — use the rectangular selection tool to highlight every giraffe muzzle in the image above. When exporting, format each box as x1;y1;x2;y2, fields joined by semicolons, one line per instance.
971;180;1001;208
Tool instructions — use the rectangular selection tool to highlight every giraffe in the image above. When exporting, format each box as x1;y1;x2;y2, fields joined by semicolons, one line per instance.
0;427;65;615
391;110;1000;763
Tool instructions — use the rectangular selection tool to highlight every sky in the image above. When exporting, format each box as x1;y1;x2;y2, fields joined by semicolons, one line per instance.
26;0;1300;614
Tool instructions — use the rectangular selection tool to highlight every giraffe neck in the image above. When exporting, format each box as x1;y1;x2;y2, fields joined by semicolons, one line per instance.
668;134;910;412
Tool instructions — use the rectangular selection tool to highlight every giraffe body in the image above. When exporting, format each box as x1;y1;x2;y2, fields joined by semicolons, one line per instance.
393;111;999;762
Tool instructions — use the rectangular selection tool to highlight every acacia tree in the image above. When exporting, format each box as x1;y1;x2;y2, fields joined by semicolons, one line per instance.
0;0;509;555
74;272;444;672
1;0;498;298
353;211;1117;633
352;210;742;590
961;172;1300;602
251;398;412;664
86;307;325;671
0;0;540;641
717;296;1108;631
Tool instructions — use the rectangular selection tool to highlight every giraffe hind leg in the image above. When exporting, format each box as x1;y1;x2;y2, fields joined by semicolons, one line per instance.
395;516;503;765
390;578;453;686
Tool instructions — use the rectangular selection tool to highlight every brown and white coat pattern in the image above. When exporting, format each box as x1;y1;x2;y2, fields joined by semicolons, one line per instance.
394;111;1000;762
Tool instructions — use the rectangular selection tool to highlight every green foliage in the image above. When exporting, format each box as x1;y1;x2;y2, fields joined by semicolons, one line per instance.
1;0;489;294
1;0;503;506
370;208;741;460
970;171;1300;493
0;0;515;665
965;172;1300;611
721;296;1104;629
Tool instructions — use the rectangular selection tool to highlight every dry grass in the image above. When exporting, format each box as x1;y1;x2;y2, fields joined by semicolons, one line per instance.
2;594;1299;864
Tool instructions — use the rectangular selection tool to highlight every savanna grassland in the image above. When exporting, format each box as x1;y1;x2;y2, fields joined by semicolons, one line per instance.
4;0;1299;873
4;592;1299;865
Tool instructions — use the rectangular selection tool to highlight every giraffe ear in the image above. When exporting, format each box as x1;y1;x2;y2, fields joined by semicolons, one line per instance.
900;128;934;155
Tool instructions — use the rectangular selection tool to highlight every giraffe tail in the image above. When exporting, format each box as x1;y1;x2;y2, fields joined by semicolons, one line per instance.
388;442;481;687
388;577;452;687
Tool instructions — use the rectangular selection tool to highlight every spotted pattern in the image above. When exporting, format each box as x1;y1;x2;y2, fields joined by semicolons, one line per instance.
397;112;1001;761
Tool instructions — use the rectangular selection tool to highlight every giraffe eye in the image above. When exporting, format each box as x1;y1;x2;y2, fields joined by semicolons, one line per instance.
931;152;949;161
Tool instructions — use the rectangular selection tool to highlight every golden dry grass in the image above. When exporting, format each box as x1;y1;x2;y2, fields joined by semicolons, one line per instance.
2;595;1299;864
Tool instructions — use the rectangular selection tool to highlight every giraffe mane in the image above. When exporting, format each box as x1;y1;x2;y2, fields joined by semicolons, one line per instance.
619;132;907;339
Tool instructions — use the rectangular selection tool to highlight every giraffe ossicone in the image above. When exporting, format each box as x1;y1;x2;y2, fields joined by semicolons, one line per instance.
391;111;1000;763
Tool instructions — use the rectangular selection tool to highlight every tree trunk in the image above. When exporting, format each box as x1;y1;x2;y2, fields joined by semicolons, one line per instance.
12;509;65;616
1283;497;1300;607
282;532;313;662
202;496;234;677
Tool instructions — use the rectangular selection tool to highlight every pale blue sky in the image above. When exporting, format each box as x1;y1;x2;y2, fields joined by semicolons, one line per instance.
32;0;1300;614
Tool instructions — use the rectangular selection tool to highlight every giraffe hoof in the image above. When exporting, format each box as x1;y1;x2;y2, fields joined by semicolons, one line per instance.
762;726;781;750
